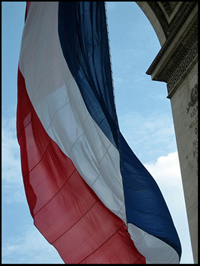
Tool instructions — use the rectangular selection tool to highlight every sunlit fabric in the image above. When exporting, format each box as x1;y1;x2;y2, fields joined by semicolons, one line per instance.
17;2;181;263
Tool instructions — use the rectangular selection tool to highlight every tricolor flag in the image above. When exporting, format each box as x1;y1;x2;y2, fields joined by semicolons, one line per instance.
17;2;181;264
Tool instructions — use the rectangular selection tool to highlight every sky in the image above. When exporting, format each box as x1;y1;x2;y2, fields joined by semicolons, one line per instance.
2;2;194;264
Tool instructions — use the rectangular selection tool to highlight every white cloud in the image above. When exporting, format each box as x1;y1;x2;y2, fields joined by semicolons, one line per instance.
145;152;182;189
144;151;183;215
144;152;185;218
2;227;64;263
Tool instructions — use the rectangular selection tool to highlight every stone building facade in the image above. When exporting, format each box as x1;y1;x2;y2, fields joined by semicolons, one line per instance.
136;2;198;263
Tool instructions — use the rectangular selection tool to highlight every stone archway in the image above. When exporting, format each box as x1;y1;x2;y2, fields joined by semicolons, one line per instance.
135;2;198;263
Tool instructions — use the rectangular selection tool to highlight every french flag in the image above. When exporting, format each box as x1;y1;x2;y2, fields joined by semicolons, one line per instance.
17;2;181;263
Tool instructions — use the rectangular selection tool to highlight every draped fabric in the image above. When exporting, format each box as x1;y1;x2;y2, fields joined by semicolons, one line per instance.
17;2;181;263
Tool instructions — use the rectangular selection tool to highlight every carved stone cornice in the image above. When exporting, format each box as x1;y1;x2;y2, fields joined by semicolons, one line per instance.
159;19;197;80
146;2;198;98
146;2;197;76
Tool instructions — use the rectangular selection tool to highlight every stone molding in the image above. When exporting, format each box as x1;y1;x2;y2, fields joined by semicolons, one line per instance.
146;2;197;76
146;2;198;98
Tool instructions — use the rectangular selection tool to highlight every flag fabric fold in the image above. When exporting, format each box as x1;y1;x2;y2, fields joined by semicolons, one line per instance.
17;2;181;263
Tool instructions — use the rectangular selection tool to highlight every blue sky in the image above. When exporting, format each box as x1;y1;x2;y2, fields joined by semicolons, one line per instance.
2;2;194;263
